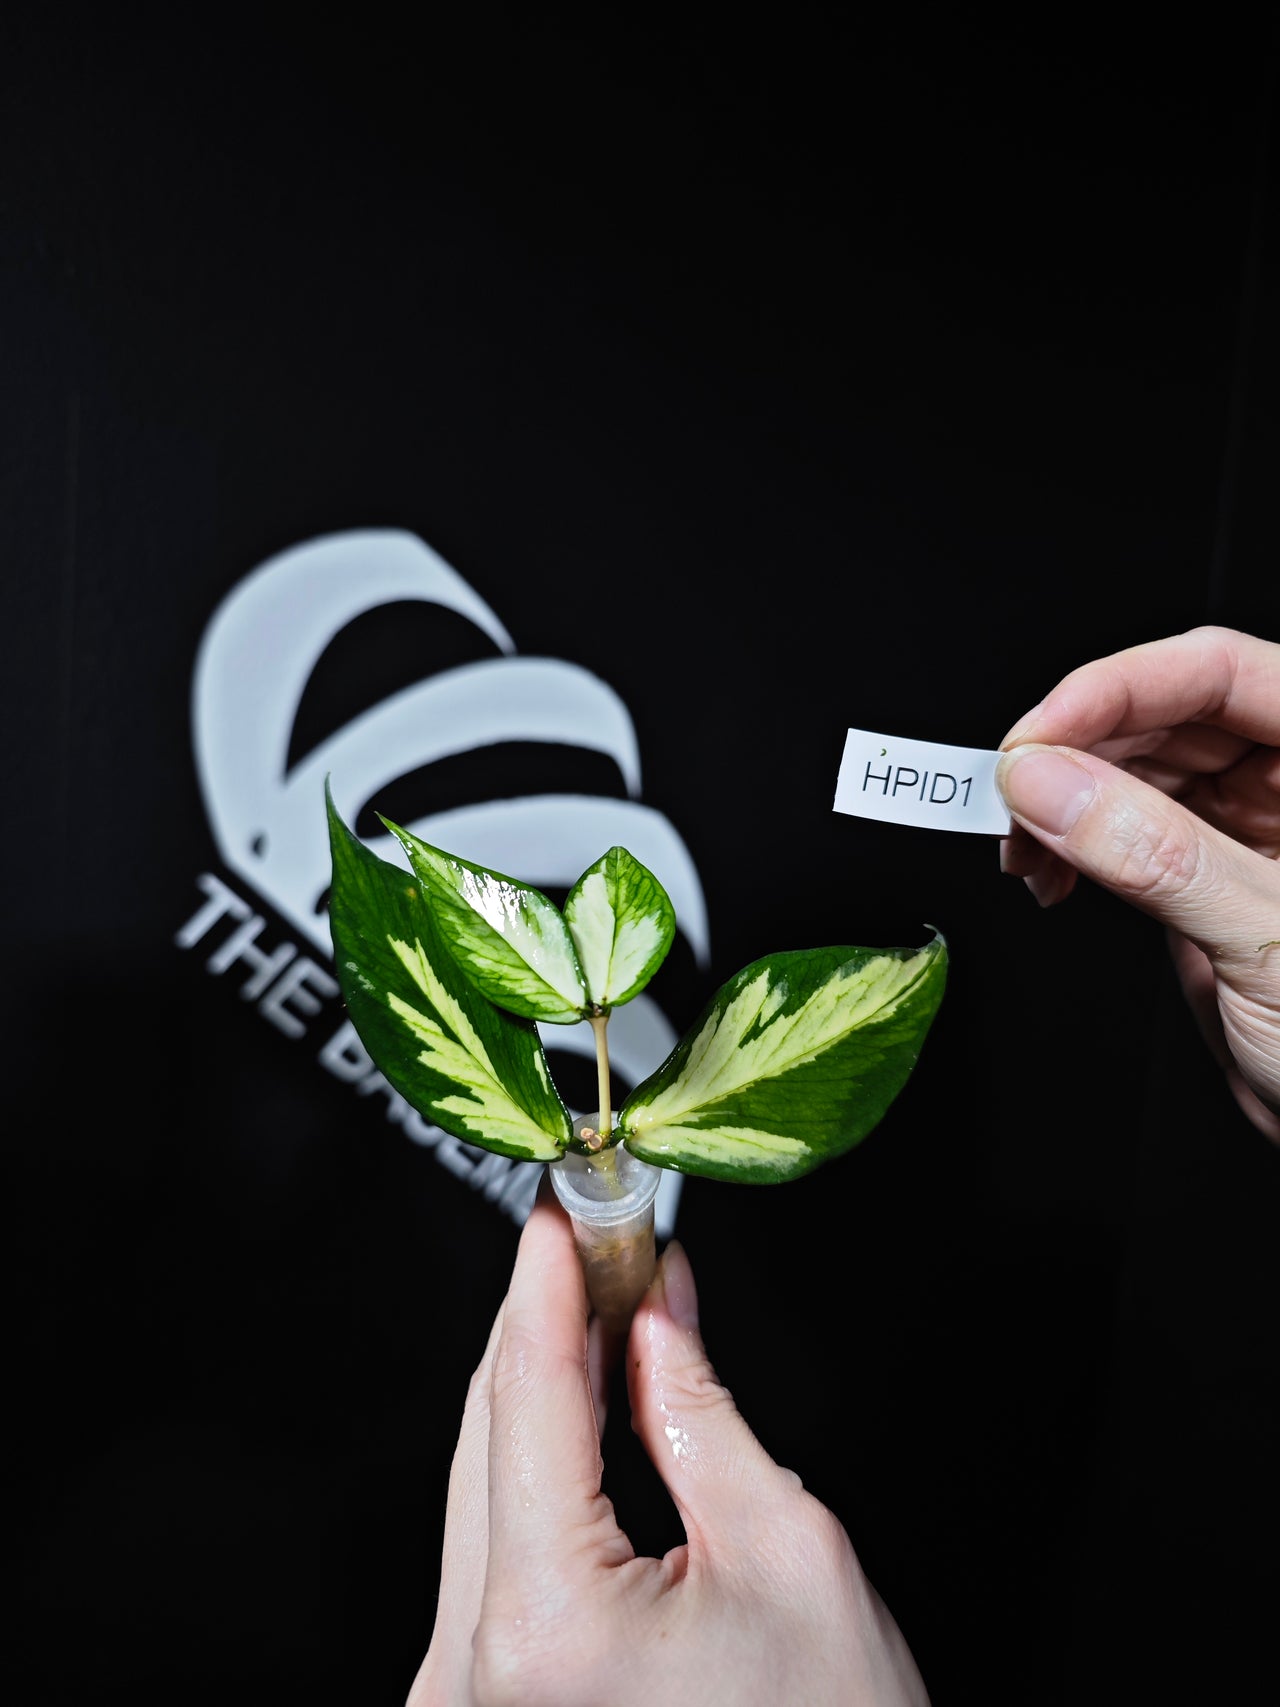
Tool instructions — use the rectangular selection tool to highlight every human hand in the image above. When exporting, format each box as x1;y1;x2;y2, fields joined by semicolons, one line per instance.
406;1175;930;1707
995;624;1280;1141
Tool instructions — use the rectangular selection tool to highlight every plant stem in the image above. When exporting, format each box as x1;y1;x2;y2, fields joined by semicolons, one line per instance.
591;1139;622;1193
589;1011;612;1138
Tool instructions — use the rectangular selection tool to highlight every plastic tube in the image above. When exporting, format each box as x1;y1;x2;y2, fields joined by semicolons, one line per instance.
549;1115;663;1333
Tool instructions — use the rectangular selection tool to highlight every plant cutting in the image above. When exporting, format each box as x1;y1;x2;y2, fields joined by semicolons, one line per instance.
324;781;947;1329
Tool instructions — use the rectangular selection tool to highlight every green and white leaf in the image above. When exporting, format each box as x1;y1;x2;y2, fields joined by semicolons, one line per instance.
378;816;589;1025
326;785;573;1161
617;936;947;1184
563;845;677;1010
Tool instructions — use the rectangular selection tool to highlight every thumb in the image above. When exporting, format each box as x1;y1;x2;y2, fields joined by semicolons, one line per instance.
995;743;1280;974
625;1241;805;1552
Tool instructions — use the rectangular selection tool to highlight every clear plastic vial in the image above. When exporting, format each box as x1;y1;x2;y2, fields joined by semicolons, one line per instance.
549;1115;663;1333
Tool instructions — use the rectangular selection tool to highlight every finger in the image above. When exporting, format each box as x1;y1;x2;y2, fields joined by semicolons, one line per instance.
999;823;1043;878
1024;858;1078;909
1098;721;1254;778
1225;1070;1280;1144
999;625;1280;752
1172;743;1280;854
999;824;1078;907
483;1174;632;1617
994;743;1280;967
626;1240;804;1553
407;1295;506;1705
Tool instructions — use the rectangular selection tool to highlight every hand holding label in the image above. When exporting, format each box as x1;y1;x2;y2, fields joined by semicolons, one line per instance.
834;728;1010;836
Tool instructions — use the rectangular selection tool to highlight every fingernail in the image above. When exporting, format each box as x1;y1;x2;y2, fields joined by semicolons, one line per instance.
996;745;1096;837
656;1240;699;1333
1025;863;1076;909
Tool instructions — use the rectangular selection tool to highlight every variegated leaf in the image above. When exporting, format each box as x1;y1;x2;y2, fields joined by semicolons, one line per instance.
378;816;589;1025
563;845;677;1010
617;936;947;1184
326;786;573;1161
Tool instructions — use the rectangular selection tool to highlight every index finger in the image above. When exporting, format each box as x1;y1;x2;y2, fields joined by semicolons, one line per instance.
1000;626;1280;752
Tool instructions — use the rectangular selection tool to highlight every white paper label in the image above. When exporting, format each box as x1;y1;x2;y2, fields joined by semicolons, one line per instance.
833;728;1011;836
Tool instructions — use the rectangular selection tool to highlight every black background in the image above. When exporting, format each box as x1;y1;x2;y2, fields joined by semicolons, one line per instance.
5;8;1279;1704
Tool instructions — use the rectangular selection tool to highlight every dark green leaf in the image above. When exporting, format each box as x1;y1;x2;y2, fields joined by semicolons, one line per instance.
378;816;589;1024
617;935;947;1183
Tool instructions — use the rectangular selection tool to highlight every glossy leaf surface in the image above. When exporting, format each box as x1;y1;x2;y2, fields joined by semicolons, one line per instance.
379;815;589;1024
564;845;677;1009
617;936;947;1184
326;788;573;1161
